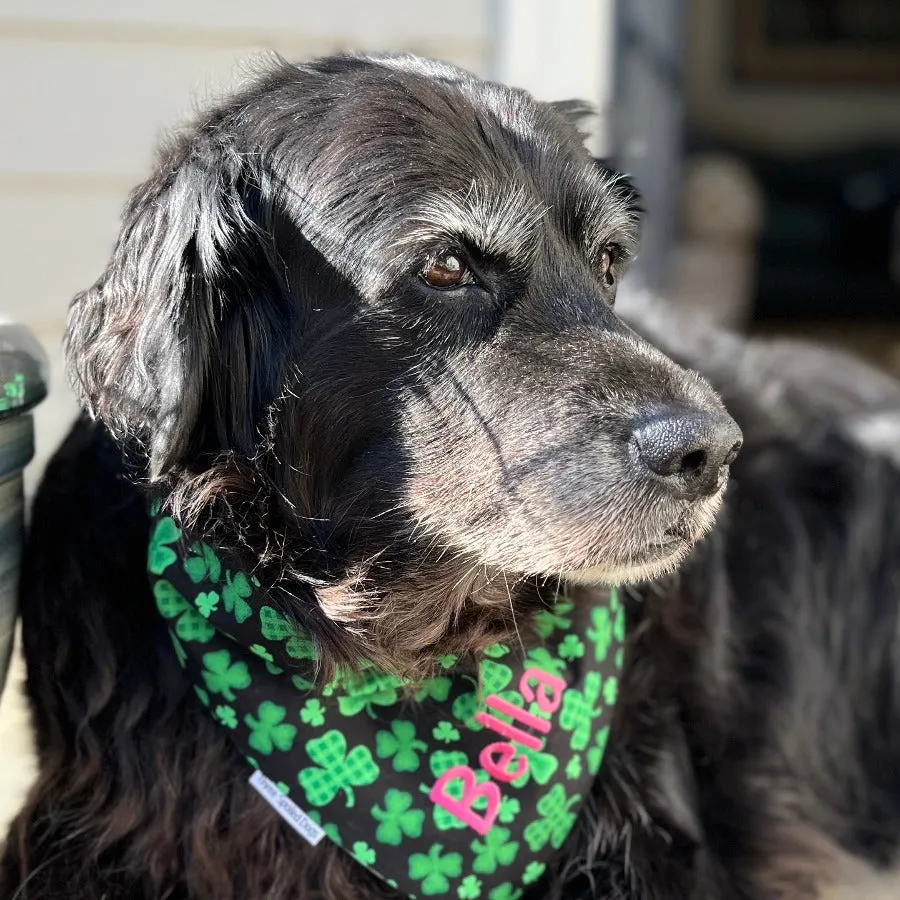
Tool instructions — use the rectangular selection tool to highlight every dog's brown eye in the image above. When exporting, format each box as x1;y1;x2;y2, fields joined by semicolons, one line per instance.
422;252;470;289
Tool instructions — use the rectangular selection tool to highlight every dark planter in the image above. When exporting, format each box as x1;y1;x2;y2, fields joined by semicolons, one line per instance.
0;324;47;693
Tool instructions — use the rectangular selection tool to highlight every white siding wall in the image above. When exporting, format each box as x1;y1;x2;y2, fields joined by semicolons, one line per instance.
0;0;491;479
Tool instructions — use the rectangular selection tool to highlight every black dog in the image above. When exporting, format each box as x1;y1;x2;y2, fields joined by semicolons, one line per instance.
4;53;900;899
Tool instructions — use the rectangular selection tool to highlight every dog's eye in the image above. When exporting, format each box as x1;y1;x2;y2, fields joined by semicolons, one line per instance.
422;252;471;289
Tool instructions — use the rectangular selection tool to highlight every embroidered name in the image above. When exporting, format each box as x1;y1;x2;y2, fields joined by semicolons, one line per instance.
429;667;565;834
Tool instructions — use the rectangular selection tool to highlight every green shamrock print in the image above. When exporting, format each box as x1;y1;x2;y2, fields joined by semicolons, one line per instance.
483;643;510;659
331;669;402;717
433;721;460;743
522;861;546;885
201;649;251;701
532;598;574;639
458;874;483;899
376;720;427;772
428;752;489;831
509;742;558;788
471;825;519;875
297;729;379;806
183;542;222;584
498;796;520;825
559;671;605;751
415;676;452;703
452;660;516;727
154;580;215;643
352;841;376;866
603;674;618;706
523;784;581;852
300;698;325;726
586;725;610;776
586;605;613;662
259;606;316;660
222;571;254;624
558;634;584;661
408;843;463;896
565;754;583;780
488;883;523;900
371;788;425;845
244;700;297;755
523;646;567;677
214;704;238;729
148;516;180;575
195;591;219;618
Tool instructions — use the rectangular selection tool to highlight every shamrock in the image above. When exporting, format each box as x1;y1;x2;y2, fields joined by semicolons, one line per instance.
183;542;222;584
523;646;567;678
154;580;215;643
300;698;325;727
259;606;316;660
214;704;238;729
330;669;402;718
565;754;583;780
452;660;516;727
148;516;180;575
522;861;546;885
471;825;519;875
532;597;573;639
510;742;558;788
249;643;284;675
483;643;510;659
523;784;581;852
245;700;297;755
498;796;520;825
195;591;219;618
458;874;483;899
586;606;613;663
586;725;611;776
376;720;427;772
488;883;523;900
408;843;463;896
371;788;425;845
297;729;379;806
222;570;254;624
438;654;458;669
557;634;584;661
352;841;376;866
415;676;452;703
559;671;605;751
201;649;251;701
432;721;460;743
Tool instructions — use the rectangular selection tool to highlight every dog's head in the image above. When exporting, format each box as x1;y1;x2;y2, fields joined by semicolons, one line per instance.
67;54;740;672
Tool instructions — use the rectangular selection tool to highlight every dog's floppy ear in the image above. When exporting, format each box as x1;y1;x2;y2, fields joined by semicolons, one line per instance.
66;140;297;479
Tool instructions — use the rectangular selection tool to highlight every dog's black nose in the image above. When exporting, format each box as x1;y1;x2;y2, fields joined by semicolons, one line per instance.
631;409;743;500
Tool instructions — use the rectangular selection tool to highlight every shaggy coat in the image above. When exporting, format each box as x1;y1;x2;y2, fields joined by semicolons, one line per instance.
3;54;900;899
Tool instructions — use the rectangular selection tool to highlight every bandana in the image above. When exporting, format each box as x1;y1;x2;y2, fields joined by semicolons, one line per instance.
148;507;625;899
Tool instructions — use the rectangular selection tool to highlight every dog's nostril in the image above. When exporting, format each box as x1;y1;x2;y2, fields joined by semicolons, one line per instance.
631;408;743;501
679;448;708;481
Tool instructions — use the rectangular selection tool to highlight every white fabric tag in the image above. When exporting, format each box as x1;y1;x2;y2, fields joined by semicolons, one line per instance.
248;769;326;846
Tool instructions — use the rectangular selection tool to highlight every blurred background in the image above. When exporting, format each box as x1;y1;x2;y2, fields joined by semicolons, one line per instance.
1;0;899;885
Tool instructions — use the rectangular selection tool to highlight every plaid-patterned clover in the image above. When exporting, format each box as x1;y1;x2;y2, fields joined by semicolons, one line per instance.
559;671;605;751
183;542;222;584
259;606;316;660
153;579;215;643
523;784;581;852
148;516;180;576
297;729;380;807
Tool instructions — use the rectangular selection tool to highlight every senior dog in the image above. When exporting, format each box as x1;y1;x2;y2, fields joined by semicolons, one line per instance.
3;53;900;900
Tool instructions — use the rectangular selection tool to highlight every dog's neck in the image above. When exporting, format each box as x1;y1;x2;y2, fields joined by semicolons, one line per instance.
148;503;626;898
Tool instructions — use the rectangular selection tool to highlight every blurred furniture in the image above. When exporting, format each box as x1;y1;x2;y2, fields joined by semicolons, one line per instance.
0;324;46;695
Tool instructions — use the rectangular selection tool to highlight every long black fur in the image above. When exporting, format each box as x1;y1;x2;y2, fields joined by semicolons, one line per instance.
4;53;900;899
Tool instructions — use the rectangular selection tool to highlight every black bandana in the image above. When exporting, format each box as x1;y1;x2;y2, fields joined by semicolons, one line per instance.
148;507;625;899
